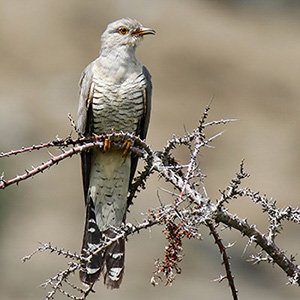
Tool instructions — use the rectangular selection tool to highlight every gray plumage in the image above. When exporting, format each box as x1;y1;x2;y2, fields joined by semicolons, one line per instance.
77;18;154;289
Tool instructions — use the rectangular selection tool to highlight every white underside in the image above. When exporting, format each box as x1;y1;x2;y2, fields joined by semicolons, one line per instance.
88;148;130;231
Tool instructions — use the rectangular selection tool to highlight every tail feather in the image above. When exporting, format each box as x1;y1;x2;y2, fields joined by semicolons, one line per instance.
80;197;104;284
104;230;125;289
80;196;125;288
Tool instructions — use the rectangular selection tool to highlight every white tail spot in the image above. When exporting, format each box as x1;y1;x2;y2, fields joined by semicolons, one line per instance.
111;253;123;259
86;266;100;274
87;242;100;251
108;267;123;281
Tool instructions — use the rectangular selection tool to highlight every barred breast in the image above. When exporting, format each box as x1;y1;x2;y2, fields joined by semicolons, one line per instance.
88;71;147;232
91;72;147;135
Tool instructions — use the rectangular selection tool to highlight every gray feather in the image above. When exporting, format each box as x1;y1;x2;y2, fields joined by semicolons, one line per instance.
77;18;154;289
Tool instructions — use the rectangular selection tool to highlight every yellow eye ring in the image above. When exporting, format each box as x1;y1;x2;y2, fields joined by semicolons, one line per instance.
118;27;129;35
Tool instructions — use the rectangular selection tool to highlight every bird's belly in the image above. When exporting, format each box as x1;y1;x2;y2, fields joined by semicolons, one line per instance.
91;86;145;135
89;148;131;230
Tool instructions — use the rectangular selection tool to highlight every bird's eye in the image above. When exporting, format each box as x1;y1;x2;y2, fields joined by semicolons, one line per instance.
118;27;129;35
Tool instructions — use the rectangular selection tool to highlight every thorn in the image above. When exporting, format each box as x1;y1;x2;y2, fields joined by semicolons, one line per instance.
225;241;236;249
212;274;227;283
47;151;55;158
0;172;5;181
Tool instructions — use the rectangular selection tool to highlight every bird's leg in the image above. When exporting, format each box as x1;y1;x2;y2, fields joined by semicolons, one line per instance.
121;140;131;161
104;139;111;152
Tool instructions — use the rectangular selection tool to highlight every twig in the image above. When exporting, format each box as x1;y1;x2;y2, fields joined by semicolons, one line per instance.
0;142;99;189
207;221;238;300
215;209;300;285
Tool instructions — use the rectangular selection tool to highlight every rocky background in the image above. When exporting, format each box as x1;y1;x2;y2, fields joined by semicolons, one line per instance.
0;1;299;299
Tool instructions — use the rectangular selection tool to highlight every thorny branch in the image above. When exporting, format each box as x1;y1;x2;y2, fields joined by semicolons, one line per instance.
1;107;299;299
207;221;238;300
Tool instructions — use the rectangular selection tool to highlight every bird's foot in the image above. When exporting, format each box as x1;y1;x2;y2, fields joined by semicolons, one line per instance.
104;139;111;152
122;140;131;161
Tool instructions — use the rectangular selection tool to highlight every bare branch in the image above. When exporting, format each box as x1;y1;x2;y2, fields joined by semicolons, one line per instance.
215;209;300;285
2;108;299;299
207;221;238;300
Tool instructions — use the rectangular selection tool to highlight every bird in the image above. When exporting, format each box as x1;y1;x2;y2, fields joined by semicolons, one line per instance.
77;18;155;289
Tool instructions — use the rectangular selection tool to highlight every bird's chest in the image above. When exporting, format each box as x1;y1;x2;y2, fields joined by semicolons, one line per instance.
91;76;146;135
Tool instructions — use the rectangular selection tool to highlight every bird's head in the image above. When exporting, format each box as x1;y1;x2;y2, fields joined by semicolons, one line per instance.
100;18;155;54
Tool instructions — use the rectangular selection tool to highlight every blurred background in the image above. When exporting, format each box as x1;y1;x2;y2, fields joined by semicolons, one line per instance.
0;0;299;299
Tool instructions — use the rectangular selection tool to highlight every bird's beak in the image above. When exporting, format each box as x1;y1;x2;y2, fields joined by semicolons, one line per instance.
132;27;156;36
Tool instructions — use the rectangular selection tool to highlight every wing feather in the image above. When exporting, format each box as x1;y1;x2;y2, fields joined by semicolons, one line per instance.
129;66;152;188
77;61;95;201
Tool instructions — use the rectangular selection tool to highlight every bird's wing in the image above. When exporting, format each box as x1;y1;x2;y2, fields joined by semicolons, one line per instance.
77;61;95;201
78;62;95;135
129;66;152;186
140;65;152;140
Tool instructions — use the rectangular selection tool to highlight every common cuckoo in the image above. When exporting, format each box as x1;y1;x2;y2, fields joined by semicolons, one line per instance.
77;18;155;289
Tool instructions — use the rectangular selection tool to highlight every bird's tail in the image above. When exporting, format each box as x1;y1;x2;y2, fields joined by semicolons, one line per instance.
103;229;125;289
80;197;125;289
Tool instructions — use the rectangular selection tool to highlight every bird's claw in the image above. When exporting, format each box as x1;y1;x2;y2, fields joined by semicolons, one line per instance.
104;139;111;152
122;141;131;161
